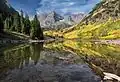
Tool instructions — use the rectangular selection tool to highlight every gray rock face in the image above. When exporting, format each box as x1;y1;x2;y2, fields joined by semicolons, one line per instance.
38;11;64;27
71;13;85;23
45;11;64;24
38;11;85;29
38;13;47;25
64;16;75;25
43;21;72;29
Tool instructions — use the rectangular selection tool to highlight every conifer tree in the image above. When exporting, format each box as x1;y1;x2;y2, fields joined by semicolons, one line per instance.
0;13;4;32
24;13;31;35
20;10;25;33
30;15;43;40
4;17;9;30
9;15;14;30
13;13;21;32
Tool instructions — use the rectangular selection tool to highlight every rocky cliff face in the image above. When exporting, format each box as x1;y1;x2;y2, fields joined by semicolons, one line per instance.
38;11;64;26
37;13;47;26
64;16;75;25
64;13;85;24
82;0;120;24
38;11;73;29
71;13;85;23
38;11;85;29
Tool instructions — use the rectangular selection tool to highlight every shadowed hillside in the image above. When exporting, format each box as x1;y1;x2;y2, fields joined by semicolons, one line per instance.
0;0;43;40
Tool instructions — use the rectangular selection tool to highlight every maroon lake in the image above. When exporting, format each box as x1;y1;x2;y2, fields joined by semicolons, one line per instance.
0;40;120;82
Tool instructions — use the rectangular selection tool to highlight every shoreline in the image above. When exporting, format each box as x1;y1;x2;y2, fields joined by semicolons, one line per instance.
93;40;120;45
1;39;120;46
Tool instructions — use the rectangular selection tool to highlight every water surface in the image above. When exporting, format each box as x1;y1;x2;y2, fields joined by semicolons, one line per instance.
0;40;120;82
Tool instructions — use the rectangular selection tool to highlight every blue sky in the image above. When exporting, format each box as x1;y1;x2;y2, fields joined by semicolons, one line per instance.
8;0;101;16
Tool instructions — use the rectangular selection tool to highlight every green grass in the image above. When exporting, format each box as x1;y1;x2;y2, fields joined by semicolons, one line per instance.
64;19;120;40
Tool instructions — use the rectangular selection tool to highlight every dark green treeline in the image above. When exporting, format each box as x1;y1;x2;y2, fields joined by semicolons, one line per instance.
0;0;43;40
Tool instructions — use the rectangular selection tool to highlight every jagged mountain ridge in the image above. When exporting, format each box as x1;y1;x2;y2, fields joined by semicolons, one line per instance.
44;11;64;26
38;11;64;27
38;11;73;29
38;11;85;29
81;0;120;24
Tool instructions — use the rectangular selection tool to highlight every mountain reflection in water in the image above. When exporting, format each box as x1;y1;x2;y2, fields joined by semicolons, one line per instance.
0;40;120;82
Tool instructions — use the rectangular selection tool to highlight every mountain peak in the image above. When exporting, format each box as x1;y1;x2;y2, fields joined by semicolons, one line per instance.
38;11;64;26
47;11;64;22
49;11;56;15
38;11;85;29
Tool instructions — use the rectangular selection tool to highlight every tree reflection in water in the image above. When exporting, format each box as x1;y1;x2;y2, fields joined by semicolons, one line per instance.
45;40;120;78
0;43;43;71
1;40;120;81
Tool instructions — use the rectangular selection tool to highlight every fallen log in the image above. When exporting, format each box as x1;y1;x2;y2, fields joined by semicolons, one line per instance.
104;72;120;81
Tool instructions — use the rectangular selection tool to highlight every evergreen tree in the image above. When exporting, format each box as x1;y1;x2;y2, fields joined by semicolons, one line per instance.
17;14;21;32
0;13;4;32
4;17;9;30
9;15;14;30
13;13;21;32
24;14;31;35
30;15;43;40
4;15;14;31
20;10;25;33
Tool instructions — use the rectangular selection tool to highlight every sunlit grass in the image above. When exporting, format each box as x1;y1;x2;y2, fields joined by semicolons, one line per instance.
64;30;79;39
44;30;63;37
64;19;120;39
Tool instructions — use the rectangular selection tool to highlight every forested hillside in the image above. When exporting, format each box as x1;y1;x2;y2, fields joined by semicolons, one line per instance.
0;0;43;40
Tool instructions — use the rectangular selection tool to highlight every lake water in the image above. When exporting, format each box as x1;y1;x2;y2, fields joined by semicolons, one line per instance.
0;40;120;82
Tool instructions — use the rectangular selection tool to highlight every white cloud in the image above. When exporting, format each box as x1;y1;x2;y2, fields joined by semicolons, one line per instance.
36;0;100;15
68;2;75;6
